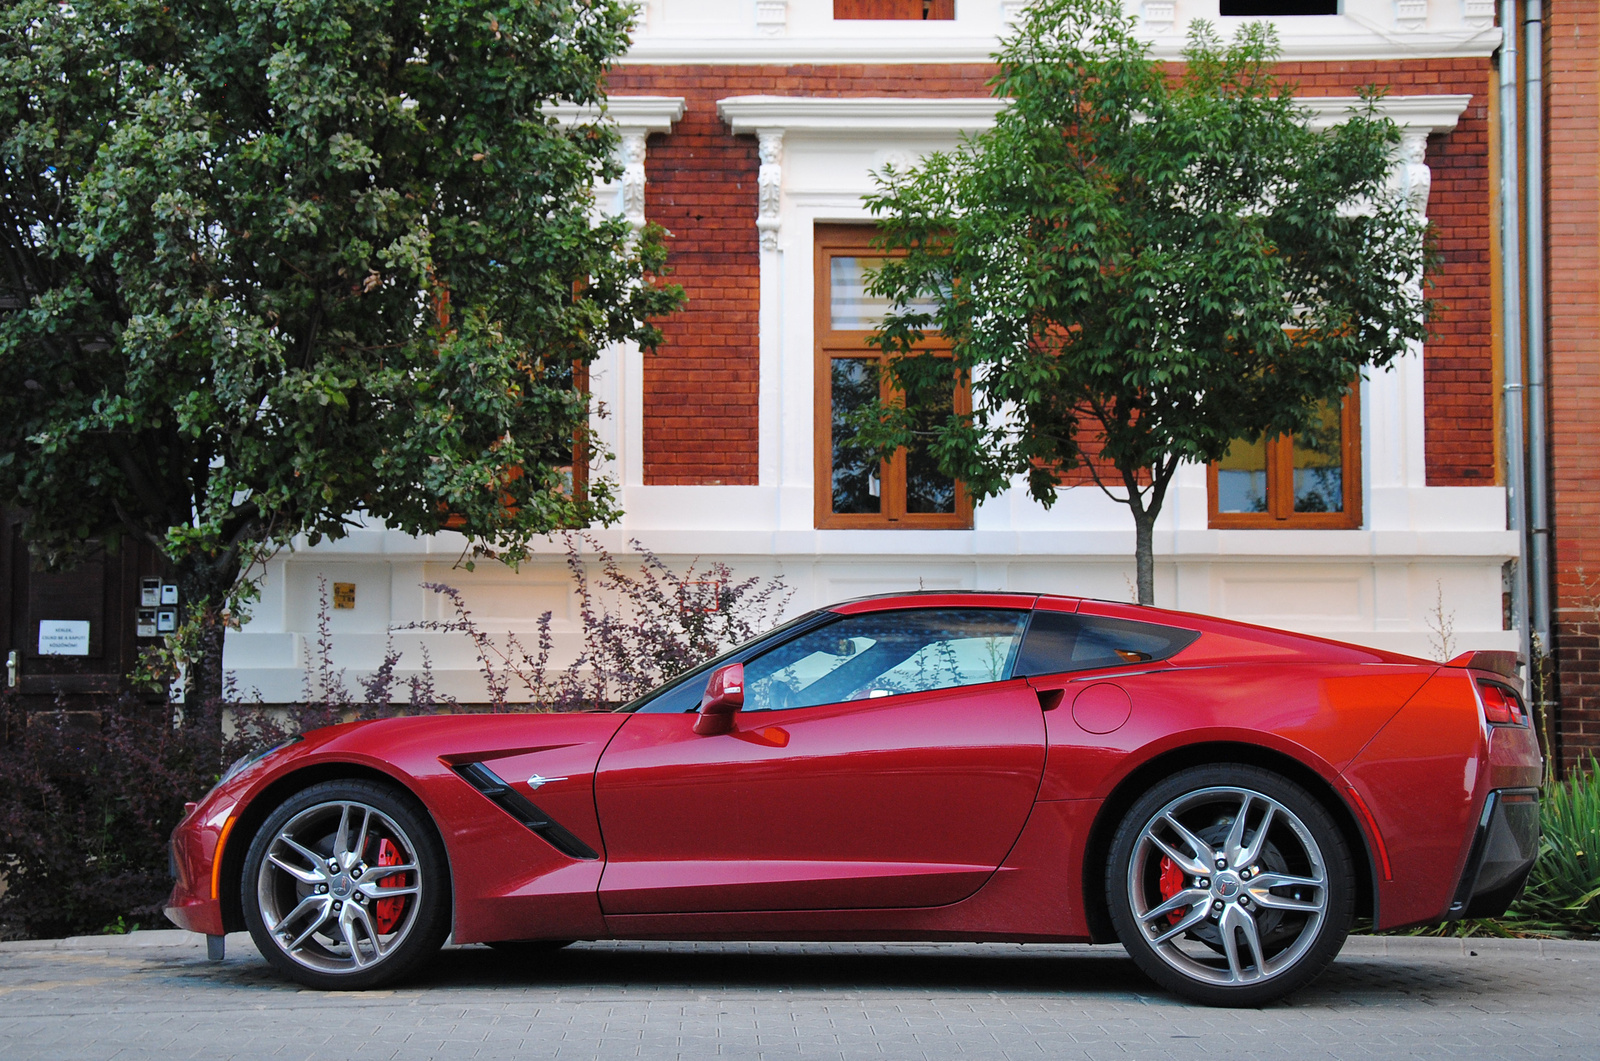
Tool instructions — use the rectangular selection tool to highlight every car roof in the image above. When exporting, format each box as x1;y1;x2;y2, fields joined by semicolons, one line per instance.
823;590;1428;667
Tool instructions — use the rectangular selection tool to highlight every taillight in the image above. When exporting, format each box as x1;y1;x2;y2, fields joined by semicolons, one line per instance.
1476;679;1525;726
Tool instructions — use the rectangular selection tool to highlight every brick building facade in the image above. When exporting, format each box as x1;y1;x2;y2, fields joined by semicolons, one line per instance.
221;2;1525;711
1546;0;1600;770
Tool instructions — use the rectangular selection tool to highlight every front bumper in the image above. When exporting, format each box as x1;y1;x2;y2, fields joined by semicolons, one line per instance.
1447;788;1541;920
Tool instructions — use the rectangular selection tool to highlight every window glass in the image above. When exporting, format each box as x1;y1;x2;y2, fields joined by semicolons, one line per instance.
1216;435;1269;514
1012;611;1199;677
829;256;941;332
1291;402;1343;513
830;358;881;513
624;610;833;713
742;609;1028;712
830;256;890;330
904;386;957;514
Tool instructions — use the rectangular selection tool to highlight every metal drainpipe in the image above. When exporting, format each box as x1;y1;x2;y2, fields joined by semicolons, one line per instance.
1524;0;1552;662
1499;0;1532;678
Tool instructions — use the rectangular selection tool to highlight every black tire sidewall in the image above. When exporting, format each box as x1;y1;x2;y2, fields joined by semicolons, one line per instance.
241;778;452;990
1105;764;1355;1007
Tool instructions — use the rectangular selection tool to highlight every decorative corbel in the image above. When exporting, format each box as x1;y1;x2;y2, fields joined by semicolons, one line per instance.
757;130;784;253
755;0;787;36
1395;0;1428;31
619;131;649;231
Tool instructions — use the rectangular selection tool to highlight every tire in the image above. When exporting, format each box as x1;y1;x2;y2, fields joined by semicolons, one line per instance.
241;779;452;990
1105;764;1355;1007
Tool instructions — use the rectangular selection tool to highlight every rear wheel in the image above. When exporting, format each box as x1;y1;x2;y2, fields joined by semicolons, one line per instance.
1106;765;1354;1007
241;779;451;990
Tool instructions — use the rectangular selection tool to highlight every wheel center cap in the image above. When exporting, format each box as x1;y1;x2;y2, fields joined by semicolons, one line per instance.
330;874;352;898
1213;872;1242;900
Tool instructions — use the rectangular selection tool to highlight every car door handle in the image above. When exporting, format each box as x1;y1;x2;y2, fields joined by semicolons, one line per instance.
1036;688;1065;712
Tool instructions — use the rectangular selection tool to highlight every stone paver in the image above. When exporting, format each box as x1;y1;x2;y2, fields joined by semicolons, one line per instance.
0;932;1594;1060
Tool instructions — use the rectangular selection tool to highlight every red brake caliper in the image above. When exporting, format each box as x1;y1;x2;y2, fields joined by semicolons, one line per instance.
1157;856;1187;925
374;839;407;934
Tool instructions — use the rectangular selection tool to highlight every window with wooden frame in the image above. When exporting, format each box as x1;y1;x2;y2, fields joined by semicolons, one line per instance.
814;224;972;529
1207;391;1362;529
834;0;954;19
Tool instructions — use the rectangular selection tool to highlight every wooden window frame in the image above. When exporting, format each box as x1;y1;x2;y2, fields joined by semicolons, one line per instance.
814;224;973;530
1206;390;1362;529
833;0;955;19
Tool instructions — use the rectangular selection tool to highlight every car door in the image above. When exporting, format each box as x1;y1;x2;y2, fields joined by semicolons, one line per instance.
593;607;1047;914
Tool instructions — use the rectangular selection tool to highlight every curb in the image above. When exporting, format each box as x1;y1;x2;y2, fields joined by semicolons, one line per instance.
0;929;254;955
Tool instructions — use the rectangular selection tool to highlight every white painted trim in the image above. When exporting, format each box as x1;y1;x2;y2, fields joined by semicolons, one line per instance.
718;93;1472;138
719;96;1005;136
546;95;687;132
1298;94;1473;134
620;34;1499;66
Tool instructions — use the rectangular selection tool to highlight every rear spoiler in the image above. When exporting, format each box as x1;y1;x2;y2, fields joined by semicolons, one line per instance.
1445;650;1522;680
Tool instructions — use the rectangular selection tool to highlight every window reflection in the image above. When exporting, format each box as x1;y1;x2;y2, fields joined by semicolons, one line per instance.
905;385;956;514
1217;435;1269;513
830;358;881;514
1292;403;1343;513
742;609;1028;711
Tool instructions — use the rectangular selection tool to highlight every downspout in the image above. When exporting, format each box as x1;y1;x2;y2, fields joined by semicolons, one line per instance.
1523;0;1552;660
1498;0;1532;678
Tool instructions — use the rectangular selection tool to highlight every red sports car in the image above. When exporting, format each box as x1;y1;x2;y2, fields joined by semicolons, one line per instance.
166;592;1542;1006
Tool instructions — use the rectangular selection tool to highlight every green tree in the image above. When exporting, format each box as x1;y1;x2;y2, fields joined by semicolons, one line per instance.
0;0;682;703
861;0;1428;604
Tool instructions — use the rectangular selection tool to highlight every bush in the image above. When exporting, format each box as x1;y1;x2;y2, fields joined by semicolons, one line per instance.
1504;757;1600;937
0;694;283;939
0;537;791;938
407;534;793;711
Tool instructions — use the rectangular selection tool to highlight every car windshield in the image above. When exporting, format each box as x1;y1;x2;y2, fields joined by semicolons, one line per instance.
614;609;829;713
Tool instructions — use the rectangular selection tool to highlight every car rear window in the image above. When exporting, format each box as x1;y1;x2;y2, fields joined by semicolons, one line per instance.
1011;611;1199;677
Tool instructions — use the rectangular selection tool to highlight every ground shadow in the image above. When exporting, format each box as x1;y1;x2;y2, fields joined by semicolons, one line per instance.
180;940;1524;1009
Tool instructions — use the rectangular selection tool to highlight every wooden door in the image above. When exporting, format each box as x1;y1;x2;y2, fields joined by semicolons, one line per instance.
0;508;167;707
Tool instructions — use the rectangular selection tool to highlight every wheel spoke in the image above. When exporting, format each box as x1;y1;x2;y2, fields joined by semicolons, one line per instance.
1139;887;1211;927
358;881;420;900
1248;871;1327;913
1161;813;1218;867
286;899;334;951
1222;794;1253;867
1219;904;1264;983
1149;900;1212;945
277;833;326;869
1148;831;1210;877
333;803;354;865
339;911;367;967
267;852;323;884
353;807;372;865
349;902;387;958
1238;805;1276;868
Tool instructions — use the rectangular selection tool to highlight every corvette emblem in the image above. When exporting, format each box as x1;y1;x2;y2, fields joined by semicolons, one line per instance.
527;774;567;790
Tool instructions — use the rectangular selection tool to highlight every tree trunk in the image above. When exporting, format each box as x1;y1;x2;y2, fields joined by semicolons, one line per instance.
175;552;243;764
1133;508;1156;606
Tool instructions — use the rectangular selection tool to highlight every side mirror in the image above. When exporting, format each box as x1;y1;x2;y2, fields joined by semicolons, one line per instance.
693;663;744;735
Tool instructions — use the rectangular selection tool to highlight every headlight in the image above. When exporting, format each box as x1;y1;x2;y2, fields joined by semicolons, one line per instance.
217;736;302;788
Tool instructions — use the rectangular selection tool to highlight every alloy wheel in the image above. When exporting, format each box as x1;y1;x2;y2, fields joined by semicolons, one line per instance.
254;799;425;975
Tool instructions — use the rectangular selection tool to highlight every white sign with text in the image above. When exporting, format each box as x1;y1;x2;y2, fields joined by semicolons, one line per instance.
38;620;90;656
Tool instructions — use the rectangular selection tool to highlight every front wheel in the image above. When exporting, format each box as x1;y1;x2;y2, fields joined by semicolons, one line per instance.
1105;765;1355;1007
241;779;452;990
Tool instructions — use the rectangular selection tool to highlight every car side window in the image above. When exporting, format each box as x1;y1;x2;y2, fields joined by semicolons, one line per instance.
1011;611;1199;677
741;609;1029;712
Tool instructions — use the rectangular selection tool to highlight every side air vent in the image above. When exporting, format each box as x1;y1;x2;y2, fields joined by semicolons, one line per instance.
452;761;599;861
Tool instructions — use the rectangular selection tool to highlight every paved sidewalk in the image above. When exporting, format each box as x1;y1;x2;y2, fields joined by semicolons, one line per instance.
0;932;1594;1060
